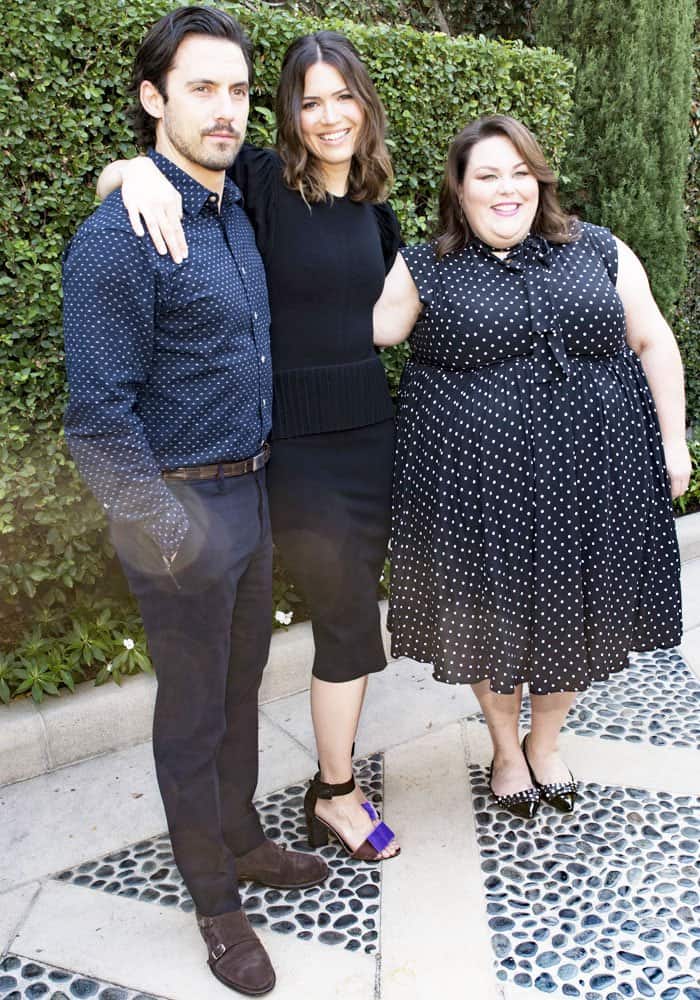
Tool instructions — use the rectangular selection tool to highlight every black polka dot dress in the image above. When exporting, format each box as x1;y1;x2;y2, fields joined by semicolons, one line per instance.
388;223;682;694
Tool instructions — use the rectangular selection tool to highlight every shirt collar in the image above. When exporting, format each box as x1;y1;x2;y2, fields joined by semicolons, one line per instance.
147;148;243;216
469;232;552;269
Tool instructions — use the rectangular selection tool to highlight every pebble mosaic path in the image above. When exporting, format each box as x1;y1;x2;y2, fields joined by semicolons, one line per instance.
0;955;164;1000
493;650;700;750
4;642;700;998
470;765;700;998
55;755;384;956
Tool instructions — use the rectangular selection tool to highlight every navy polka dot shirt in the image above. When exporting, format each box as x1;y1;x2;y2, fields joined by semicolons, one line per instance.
63;150;272;559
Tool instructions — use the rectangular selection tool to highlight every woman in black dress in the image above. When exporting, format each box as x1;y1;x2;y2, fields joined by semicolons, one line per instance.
374;115;690;818
98;33;400;859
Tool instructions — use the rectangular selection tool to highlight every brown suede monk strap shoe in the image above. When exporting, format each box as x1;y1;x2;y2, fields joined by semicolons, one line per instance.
236;837;328;889
197;909;275;996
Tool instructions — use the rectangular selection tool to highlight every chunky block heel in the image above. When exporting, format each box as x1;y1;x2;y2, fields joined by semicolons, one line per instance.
304;798;331;848
308;818;330;848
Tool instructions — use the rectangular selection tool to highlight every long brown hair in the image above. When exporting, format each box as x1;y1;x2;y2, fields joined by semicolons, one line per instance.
436;115;577;258
276;32;393;203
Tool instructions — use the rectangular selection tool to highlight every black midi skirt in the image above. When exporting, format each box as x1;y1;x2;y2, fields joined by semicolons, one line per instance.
267;418;395;682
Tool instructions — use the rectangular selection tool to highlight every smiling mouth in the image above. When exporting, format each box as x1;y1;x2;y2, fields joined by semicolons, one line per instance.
492;203;521;217
318;129;351;144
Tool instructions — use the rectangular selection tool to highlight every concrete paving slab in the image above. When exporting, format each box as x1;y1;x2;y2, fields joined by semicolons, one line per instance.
261;656;480;758
259;619;314;704
681;556;700;631
14;879;377;1000
676;509;700;562
356;657;480;754
681;622;700;680
0;882;40;956
381;723;501;1000
0;742;164;893
256;711;316;796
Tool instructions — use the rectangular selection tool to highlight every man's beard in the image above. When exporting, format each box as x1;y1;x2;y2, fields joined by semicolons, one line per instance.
163;111;243;171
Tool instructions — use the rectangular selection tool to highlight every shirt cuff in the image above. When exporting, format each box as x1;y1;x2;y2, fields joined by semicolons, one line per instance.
145;504;190;562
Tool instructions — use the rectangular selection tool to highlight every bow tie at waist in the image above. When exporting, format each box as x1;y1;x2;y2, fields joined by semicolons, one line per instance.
529;325;569;383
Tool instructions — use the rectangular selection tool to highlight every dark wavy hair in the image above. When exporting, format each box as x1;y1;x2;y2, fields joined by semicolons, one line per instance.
128;6;253;149
276;32;393;203
435;115;578;258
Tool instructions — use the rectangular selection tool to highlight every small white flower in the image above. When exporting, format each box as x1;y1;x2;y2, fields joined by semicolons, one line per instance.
123;638;135;650
274;610;293;626
106;661;113;673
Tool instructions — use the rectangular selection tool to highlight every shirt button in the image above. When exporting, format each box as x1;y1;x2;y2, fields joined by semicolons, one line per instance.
253;311;258;321
261;355;266;363
262;399;267;407
208;194;217;204
241;266;246;275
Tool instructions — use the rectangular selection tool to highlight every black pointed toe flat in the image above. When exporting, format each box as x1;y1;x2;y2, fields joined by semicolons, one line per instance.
488;760;540;819
522;734;578;813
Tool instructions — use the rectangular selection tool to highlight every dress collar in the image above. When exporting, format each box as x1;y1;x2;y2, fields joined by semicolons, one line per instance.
470;232;552;268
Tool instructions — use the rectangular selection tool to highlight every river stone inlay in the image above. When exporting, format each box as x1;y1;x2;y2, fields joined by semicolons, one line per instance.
0;955;163;1000
471;766;700;997
477;650;700;749
55;755;384;954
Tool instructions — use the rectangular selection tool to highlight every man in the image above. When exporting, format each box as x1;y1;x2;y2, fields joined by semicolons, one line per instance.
63;7;327;995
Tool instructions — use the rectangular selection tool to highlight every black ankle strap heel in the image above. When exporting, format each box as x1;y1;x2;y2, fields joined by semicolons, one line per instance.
303;770;399;862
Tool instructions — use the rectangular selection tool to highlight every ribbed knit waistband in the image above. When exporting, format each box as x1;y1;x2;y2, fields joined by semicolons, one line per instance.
272;356;395;439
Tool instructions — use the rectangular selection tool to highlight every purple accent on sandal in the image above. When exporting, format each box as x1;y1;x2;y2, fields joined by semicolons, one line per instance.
366;820;395;853
361;801;378;822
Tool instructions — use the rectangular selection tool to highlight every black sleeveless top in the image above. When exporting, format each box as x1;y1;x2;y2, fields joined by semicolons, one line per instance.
229;145;401;438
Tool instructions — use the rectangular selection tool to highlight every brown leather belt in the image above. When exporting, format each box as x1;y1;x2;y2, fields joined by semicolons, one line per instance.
162;444;270;481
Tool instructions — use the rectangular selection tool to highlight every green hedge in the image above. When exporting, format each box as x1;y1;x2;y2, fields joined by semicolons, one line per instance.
297;0;539;43
0;0;573;699
535;0;695;323
674;32;699;430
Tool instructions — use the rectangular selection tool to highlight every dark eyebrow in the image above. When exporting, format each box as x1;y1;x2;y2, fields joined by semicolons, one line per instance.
302;87;351;100
474;160;528;171
186;79;249;88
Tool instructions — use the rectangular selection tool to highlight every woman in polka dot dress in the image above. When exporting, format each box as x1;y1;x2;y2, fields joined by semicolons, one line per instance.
374;115;690;818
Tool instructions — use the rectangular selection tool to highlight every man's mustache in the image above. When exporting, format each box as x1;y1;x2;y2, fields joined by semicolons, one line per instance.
201;125;242;139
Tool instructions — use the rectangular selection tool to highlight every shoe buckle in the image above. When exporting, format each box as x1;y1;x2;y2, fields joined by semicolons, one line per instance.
211;942;226;960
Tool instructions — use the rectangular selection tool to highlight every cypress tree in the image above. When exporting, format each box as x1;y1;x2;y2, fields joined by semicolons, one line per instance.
536;0;694;318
